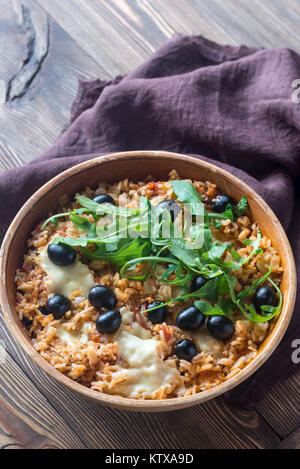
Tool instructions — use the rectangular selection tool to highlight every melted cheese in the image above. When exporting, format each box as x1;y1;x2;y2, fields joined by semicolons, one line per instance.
150;195;167;205
57;322;92;346
119;307;151;339
113;330;179;398
40;248;94;298
119;306;134;325
132;322;151;340
192;325;223;353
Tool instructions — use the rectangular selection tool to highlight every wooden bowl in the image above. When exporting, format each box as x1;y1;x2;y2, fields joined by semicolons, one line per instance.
0;151;296;412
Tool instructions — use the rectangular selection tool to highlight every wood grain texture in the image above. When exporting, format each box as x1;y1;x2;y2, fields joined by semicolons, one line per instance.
37;0;300;72
0;0;299;449
0;0;105;171
0;344;85;449
0;396;57;449
256;372;300;437
5;0;50;102
190;0;300;51
37;0;169;75
274;427;300;449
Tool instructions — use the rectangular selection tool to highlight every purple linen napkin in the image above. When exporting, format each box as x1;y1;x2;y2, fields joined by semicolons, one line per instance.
1;35;299;408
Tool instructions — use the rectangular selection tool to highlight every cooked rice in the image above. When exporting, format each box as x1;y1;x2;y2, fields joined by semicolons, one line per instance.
15;171;283;399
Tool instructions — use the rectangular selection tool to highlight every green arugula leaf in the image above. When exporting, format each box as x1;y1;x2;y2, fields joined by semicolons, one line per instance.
237;280;282;322
236;267;272;301
234;196;248;218
227;267;281;322
75;195;102;213
171;180;203;215
69;212;97;238
144;277;221;315
219;298;236;315
52;237;89;247
171;180;202;204
76;195;137;218
194;300;226;316
41;211;88;230
240;231;262;264
168;238;199;267
208;208;234;222
217;275;236;295
230;249;243;262
82;238;152;266
121;255;180;280
153;261;193;290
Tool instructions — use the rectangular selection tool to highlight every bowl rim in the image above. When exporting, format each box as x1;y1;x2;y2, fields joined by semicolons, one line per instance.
0;150;297;411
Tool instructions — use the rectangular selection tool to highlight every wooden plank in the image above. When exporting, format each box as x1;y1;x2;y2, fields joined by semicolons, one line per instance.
0;314;279;449
37;0;151;76
274;426;300;449
255;371;300;438
0;0;106;170
37;0;300;74
184;0;300;51
0;346;85;449
0;396;56;449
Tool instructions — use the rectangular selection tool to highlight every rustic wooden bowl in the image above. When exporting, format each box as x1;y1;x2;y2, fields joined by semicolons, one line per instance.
0;151;296;412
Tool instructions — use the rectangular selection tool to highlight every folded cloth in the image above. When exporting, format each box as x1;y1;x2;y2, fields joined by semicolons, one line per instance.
1;35;299;408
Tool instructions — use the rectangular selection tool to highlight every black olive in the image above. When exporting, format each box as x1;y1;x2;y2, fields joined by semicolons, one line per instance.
42;294;71;320
157;199;181;222
174;339;198;361
93;194;115;205
191;275;208;292
96;310;121;334
253;286;277;312
207;315;235;341
211;194;236;213
38;306;50;316
88;285;117;310
47;243;76;267
176;306;205;331
146;301;167;324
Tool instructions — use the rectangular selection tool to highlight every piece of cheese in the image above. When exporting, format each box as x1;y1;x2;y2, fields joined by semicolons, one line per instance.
40;248;94;298
56;322;92;346
119;307;151;339
192;325;223;353
119;306;134;325
113;330;179;398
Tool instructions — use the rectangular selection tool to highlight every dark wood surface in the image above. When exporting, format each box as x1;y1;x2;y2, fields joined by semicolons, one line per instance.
0;0;299;450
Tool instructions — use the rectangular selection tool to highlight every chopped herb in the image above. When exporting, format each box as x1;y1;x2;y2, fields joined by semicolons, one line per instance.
171;180;203;215
234;196;248;218
194;300;226;316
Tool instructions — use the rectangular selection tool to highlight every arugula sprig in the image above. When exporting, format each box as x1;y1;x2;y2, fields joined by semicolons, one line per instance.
145;267;279;324
234;196;248;218
144;276;223;314
82;239;152;266
41;208;90;230
43;181;280;323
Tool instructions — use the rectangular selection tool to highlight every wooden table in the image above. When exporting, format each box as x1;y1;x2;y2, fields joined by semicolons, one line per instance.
0;0;299;450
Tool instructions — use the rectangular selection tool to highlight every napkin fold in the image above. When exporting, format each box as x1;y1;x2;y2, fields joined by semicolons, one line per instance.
1;35;299;408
